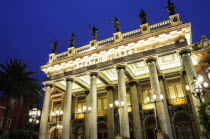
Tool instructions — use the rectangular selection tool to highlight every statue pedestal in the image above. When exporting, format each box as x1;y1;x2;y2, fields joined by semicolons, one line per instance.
157;132;165;139
113;32;122;42
89;40;97;49
140;23;149;34
169;14;182;26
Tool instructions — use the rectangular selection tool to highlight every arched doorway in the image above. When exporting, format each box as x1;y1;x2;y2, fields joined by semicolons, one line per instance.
97;123;108;139
75;125;84;139
174;113;195;139
145;116;156;139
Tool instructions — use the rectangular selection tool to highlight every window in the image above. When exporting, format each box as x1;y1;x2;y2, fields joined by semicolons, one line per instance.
140;84;154;110
166;78;187;105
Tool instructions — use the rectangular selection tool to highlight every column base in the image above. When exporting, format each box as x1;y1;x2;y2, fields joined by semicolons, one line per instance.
156;132;165;139
115;135;122;139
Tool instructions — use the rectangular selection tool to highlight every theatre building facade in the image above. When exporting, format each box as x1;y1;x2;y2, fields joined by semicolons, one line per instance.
39;13;210;139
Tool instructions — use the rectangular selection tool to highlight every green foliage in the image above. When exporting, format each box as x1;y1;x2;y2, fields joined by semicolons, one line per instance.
198;99;210;132
0;129;38;139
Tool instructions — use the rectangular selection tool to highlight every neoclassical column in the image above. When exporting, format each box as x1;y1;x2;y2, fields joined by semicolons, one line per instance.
116;65;130;138
129;81;143;139
179;49;201;135
62;78;74;139
70;96;75;138
39;83;53;139
85;90;90;139
89;72;98;139
145;58;174;138
106;85;115;139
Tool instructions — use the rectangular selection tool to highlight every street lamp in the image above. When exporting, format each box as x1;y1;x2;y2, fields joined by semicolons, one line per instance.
109;100;125;138
28;106;41;139
186;73;209;103
76;106;91;139
145;94;163;133
51;110;63;139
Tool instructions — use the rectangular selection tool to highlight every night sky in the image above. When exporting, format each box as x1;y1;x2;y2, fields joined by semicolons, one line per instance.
0;0;210;84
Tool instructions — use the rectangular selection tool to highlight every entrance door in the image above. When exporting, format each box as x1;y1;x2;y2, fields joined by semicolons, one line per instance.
174;113;195;139
98;123;108;139
145;116;157;139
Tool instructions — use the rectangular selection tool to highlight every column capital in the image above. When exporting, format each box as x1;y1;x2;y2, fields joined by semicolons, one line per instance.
66;78;74;82
129;80;138;86
158;74;165;80
84;90;90;95
90;72;98;77
45;83;53;88
179;49;191;56
145;57;156;64
116;65;126;70
105;85;115;91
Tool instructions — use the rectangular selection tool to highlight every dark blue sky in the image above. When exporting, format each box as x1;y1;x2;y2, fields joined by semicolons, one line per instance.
0;0;210;83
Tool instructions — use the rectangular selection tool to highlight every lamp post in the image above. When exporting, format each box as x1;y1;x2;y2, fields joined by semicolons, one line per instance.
51;110;63;139
76;106;91;139
145;94;163;134
28;106;41;139
186;73;209;103
109;100;125;138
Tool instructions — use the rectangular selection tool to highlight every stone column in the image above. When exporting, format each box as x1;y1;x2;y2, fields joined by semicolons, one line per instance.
106;85;115;139
145;58;174;138
62;78;74;139
70;96;75;138
39;83;53;139
85;90;90;139
129;81;143;139
158;75;174;137
179;49;201;135
116;65;130;138
89;72;98;139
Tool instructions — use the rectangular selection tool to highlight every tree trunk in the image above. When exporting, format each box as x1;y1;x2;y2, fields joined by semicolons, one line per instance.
2;97;16;130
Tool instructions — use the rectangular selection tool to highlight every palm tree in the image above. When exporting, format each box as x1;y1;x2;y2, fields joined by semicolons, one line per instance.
0;59;42;130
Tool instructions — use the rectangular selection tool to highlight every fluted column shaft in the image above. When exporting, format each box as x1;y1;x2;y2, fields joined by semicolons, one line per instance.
179;49;201;135
116;66;130;138
146;58;174;138
85;91;90;139
39;84;52;139
89;72;98;139
62;78;74;139
129;81;143;139
106;86;115;139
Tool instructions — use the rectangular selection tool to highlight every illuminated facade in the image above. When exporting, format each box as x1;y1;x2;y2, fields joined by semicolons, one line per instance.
39;13;210;139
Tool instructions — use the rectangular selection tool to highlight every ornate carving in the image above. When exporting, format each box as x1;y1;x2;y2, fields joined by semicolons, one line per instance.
168;104;192;116
97;116;107;122
192;35;210;51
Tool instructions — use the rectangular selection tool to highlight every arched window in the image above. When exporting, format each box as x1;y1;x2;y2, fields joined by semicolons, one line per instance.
145;116;156;139
174;113;195;139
